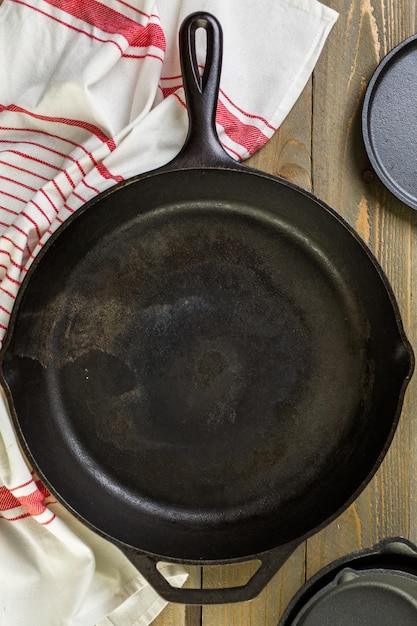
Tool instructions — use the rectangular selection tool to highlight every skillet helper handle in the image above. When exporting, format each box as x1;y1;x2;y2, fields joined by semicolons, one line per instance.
128;542;298;605
174;12;236;169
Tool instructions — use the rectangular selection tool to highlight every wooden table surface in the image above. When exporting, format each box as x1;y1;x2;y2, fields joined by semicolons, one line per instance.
154;1;417;624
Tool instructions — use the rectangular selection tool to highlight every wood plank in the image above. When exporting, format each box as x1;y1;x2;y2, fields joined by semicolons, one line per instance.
307;0;417;581
151;567;202;626
201;78;313;626
200;545;306;626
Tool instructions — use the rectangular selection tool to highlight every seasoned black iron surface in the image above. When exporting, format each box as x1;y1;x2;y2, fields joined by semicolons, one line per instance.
2;168;411;560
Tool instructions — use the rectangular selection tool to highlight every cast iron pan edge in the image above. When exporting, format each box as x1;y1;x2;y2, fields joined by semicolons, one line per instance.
0;13;414;605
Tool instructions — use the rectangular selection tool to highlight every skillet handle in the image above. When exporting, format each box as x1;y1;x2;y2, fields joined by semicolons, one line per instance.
125;542;298;605
172;12;237;169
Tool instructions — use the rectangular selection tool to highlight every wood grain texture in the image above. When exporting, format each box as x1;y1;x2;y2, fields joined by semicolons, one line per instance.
152;568;202;626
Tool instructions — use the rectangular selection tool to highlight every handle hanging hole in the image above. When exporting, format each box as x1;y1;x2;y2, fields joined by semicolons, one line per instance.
188;23;210;93
195;26;207;82
156;560;262;589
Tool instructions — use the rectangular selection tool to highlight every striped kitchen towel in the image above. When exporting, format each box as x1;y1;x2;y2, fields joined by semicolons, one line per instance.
0;1;338;624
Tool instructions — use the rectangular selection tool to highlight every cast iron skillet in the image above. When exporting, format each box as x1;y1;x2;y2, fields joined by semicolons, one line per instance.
0;13;413;604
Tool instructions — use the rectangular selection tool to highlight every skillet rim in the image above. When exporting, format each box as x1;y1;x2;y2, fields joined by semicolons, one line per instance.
0;163;413;564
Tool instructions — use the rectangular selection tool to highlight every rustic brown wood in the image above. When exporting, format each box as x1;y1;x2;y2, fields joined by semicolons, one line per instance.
152;567;202;626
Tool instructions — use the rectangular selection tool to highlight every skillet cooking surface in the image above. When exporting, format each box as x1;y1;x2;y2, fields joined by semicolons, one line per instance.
1;167;411;561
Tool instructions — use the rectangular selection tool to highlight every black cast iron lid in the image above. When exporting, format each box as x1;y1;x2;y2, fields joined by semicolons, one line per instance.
290;569;417;625
279;538;417;625
363;33;417;209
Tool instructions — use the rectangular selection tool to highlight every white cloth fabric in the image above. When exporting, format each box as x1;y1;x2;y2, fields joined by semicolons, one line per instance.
0;1;338;624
